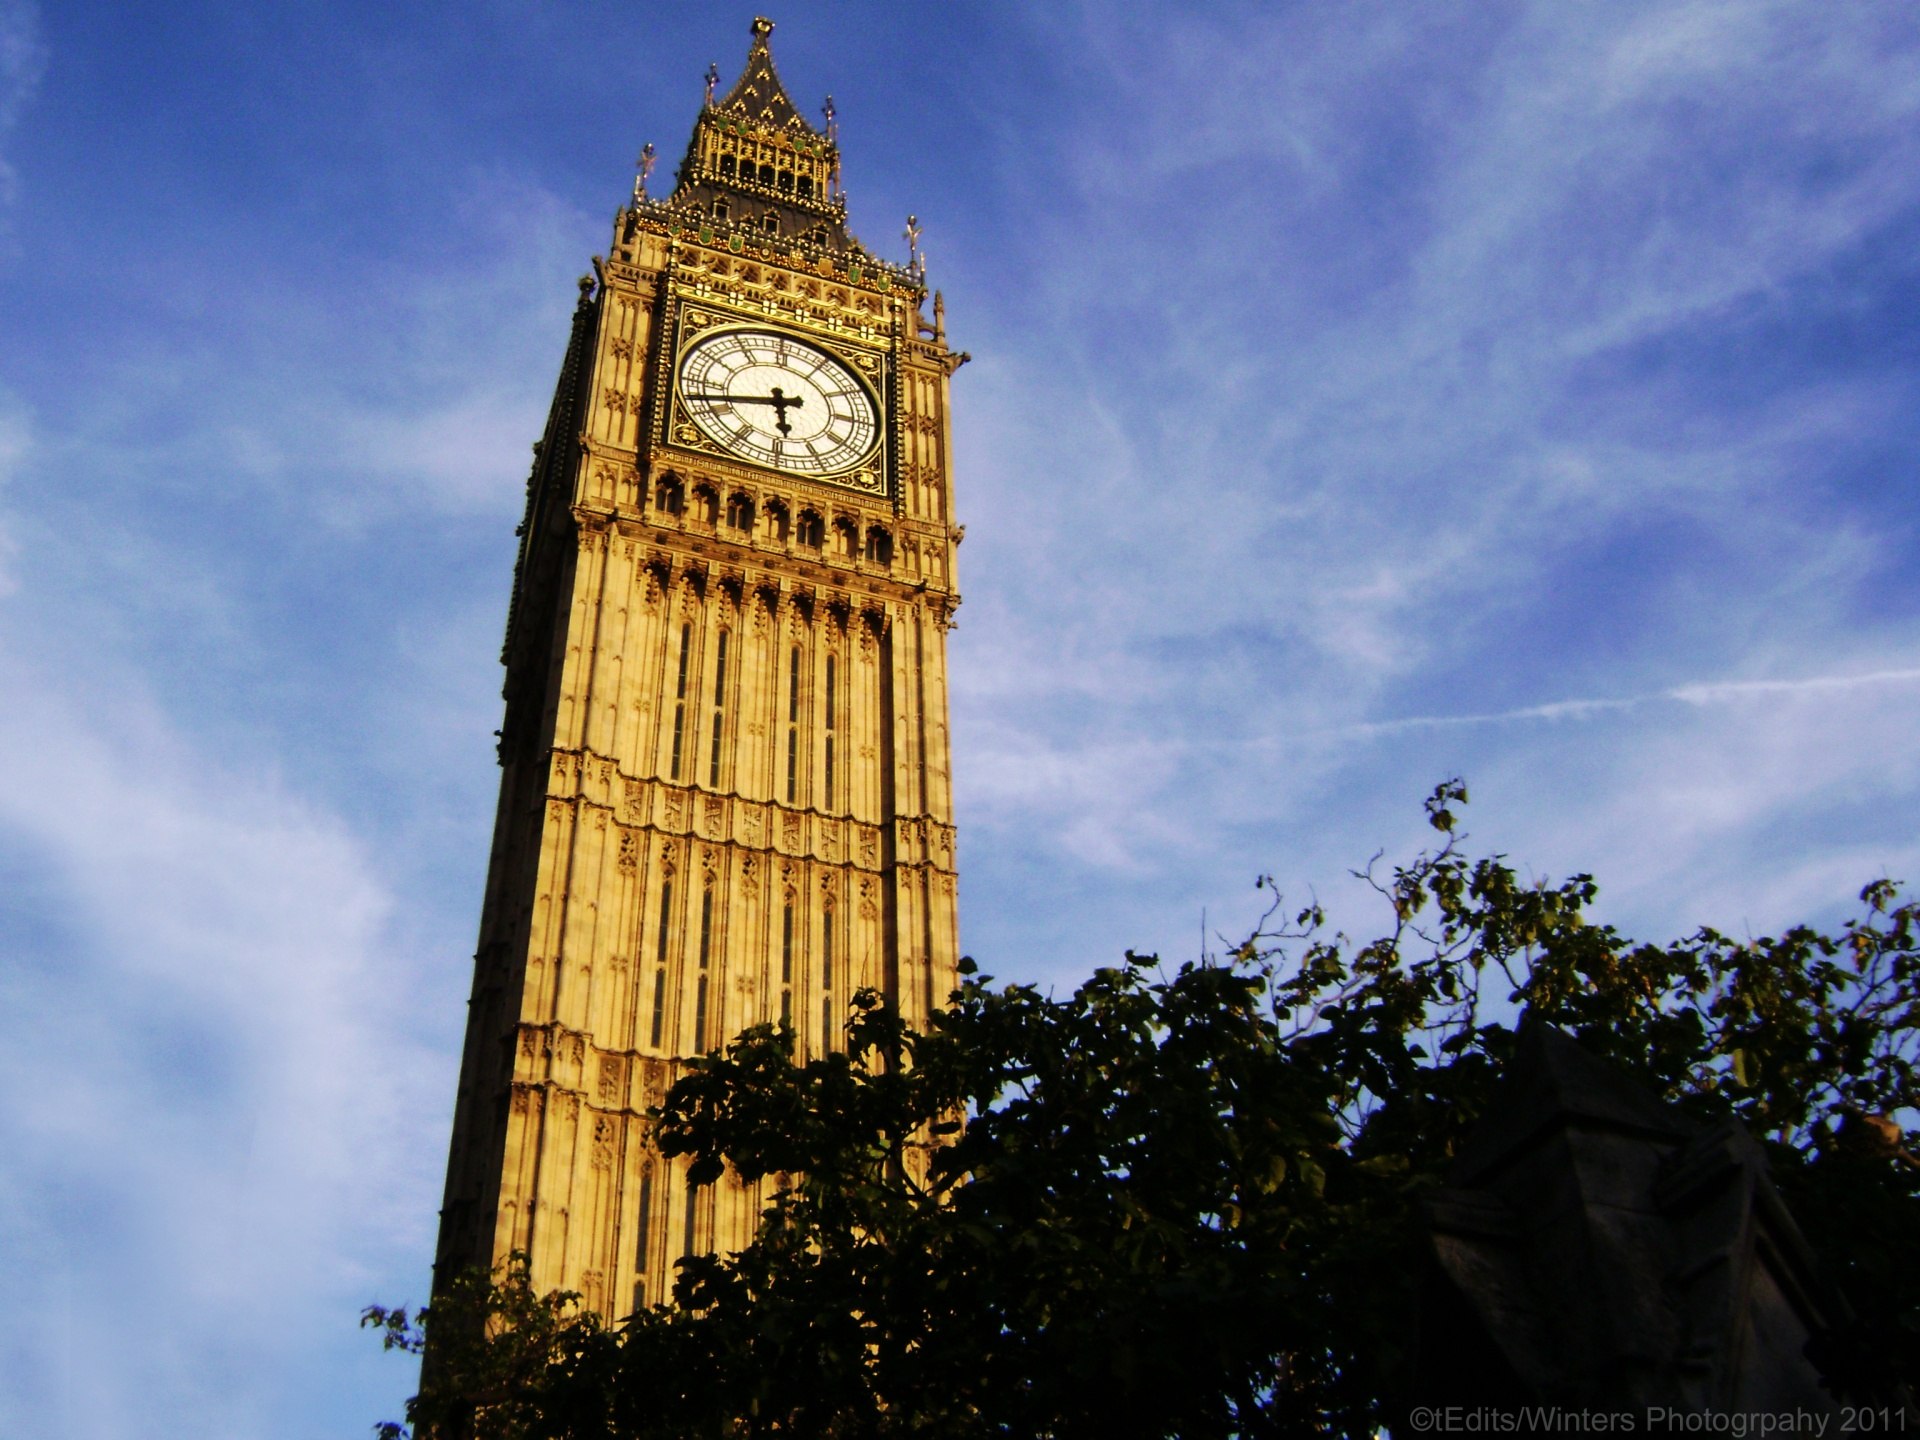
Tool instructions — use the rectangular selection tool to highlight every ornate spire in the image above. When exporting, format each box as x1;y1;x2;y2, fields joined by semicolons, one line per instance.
713;17;816;134
634;17;922;285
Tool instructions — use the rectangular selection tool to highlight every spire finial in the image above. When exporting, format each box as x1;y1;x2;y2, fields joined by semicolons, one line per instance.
903;214;925;277
633;142;657;203
752;16;774;41
822;94;838;142
704;62;718;107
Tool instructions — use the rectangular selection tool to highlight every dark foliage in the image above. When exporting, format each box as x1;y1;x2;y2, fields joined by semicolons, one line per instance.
372;784;1920;1437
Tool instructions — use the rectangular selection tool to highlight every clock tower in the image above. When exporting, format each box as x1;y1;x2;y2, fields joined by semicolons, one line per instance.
434;18;965;1318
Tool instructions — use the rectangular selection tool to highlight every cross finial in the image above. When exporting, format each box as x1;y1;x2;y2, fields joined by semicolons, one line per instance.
903;214;926;277
822;94;838;142
634;142;657;202
704;62;718;107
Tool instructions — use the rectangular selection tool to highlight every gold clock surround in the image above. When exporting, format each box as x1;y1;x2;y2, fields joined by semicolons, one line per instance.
664;300;891;498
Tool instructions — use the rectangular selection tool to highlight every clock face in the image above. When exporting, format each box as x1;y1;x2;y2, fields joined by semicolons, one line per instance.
677;328;881;477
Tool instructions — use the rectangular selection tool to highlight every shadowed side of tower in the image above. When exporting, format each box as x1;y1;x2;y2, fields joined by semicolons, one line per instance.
433;17;966;1320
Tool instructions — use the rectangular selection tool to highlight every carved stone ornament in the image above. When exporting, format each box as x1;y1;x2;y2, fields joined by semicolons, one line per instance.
599;1056;628;1102
592;1118;615;1169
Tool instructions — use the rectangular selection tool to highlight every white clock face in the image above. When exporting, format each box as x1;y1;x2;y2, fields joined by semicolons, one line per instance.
677;328;881;476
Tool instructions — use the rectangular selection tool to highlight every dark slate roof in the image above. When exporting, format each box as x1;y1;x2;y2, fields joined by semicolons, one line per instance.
716;18;817;135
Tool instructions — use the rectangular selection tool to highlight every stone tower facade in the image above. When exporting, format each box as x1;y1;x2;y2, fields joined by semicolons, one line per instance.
434;18;965;1319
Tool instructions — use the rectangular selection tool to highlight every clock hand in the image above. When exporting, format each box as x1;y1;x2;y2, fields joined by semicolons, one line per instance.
768;385;801;436
684;388;805;436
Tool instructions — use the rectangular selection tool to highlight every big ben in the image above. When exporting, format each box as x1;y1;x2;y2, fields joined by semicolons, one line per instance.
434;18;965;1318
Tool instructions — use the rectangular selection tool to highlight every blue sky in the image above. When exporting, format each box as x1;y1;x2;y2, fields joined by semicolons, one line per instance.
2;2;1918;1434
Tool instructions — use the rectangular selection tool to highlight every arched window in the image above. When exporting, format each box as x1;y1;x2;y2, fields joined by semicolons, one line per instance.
780;899;795;1027
654;476;684;515
670;623;691;779
650;879;673;1047
823;654;837;810
796;511;824;549
785;645;801;804
761;498;790;544
834;518;859;558
725;493;753;531
692;485;719;526
633;1163;656;1311
712;198;730;222
763;214;780;236
820;904;836;1052
708;630;729;788
777;169;793;193
864;527;893;566
694;885;714;1049
718;154;736;179
797;175;813;200
759;163;776;186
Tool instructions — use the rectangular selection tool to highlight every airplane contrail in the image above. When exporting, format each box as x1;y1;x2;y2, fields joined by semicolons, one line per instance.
1345;667;1920;738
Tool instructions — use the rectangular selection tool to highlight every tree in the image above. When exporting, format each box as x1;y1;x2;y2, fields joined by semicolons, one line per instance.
372;783;1920;1437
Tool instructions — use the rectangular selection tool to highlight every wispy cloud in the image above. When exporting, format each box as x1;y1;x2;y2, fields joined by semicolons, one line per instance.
950;0;1920;978
1342;667;1920;738
0;0;45;219
0;639;444;1435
